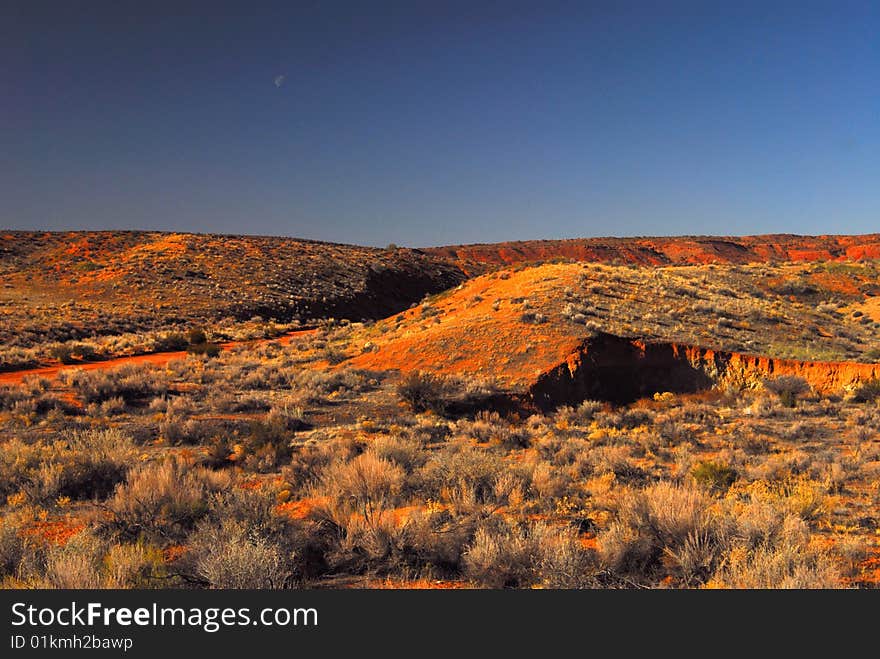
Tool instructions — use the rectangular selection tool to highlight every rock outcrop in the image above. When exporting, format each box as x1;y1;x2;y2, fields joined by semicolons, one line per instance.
530;333;880;409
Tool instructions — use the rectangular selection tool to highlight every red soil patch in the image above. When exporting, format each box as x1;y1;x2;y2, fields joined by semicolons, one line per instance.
807;272;863;296
855;297;880;323
163;545;187;563
842;545;880;588
275;497;329;521
20;518;85;547
367;578;470;589
579;534;600;551
349;264;586;390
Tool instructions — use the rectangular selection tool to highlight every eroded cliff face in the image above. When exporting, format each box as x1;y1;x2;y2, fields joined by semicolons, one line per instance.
530;333;880;409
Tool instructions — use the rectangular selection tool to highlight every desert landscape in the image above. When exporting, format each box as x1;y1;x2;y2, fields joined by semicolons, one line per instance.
2;230;879;589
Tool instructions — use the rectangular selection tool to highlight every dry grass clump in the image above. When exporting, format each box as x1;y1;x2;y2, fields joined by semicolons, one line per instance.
600;482;722;586
181;490;302;589
63;363;169;404
0;429;135;504
104;457;233;542
463;520;597;588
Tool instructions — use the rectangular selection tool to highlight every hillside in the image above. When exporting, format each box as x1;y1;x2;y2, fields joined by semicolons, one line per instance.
347;259;880;405
0;231;466;349
3;234;880;590
426;234;880;274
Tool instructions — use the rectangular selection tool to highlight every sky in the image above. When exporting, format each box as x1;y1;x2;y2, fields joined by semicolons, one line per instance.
2;1;878;247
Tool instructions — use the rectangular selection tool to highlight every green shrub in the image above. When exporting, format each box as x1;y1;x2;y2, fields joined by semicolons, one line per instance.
691;461;738;494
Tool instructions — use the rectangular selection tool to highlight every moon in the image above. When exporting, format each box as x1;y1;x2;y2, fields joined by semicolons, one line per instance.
274;75;285;88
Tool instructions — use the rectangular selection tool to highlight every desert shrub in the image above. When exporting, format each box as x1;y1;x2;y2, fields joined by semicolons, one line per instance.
282;441;344;496
1;429;135;504
105;458;233;542
599;481;724;585
368;435;428;473
771;281;818;297
708;515;838;588
322;347;350;364
34;394;81;416
383;508;477;576
20;375;51;396
94;396;127;416
239;412;300;471
318;453;405;522
397;371;451;414
462;520;542;588
691;461;738;494
575;400;604;424
66;363;168;404
186;518;295;589
710;543;839;588
188;341;221;358
595;408;653;430
419;445;504;505
579;446;646;485
291;368;378;402
851;378;880;403
36;444;131;503
0;440;43;500
308;454;410;572
0;346;40;371
265;403;308;431
0;512;28;577
160;415;219;446
519;311;548;324
154;333;189;352
50;342;97;364
104;542;167;588
42;530;106;589
187;328;208;345
731;478;827;524
535;524;599;588
0;384;30;411
225;393;272;413
763;376;810;408
24;532;165;588
780;421;816;442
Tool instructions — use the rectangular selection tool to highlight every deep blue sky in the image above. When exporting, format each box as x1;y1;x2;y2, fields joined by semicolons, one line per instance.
3;1;878;246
